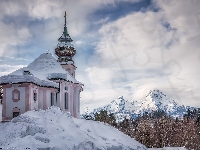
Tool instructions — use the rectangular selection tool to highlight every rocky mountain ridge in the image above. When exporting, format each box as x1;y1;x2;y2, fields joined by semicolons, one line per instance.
88;90;197;122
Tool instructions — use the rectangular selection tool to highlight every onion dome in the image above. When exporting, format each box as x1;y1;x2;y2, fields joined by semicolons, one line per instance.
55;11;76;64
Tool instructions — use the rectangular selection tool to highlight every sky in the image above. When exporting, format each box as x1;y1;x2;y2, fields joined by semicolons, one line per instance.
0;0;200;113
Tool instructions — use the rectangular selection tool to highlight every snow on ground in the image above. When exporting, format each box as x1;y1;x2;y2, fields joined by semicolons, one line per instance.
0;104;2;121
0;106;147;150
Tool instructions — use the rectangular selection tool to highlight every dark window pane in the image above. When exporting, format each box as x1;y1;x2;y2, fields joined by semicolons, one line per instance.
65;92;68;109
34;93;37;101
51;93;54;106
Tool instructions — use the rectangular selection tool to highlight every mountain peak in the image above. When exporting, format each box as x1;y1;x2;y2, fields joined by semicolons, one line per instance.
146;90;167;101
118;96;124;99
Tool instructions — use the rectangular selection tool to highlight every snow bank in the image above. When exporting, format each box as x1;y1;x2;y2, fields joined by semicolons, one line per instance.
0;104;2;121
0;106;147;150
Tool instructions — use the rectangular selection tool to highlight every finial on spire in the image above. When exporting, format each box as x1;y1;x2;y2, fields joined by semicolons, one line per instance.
63;11;68;38
64;11;67;27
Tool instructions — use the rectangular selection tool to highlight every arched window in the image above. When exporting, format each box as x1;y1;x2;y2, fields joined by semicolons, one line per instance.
51;93;54;106
33;90;37;103
65;92;68;109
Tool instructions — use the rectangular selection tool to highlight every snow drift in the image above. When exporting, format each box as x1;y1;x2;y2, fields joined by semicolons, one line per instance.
0;106;147;150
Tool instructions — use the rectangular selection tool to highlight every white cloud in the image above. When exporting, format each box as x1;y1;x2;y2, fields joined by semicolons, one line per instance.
0;64;26;76
0;0;142;58
86;67;115;86
1;0;200;112
83;0;200;111
93;17;110;25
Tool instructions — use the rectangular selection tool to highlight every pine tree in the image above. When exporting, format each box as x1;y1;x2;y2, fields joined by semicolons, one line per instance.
94;110;117;126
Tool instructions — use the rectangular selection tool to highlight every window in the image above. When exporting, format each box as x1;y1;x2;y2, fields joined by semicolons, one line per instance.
23;70;31;75
51;93;54;106
65;92;68;109
65;86;68;91
12;89;20;102
71;72;75;77
33;93;37;102
13;107;20;118
13;112;19;118
14;92;18;99
56;93;58;105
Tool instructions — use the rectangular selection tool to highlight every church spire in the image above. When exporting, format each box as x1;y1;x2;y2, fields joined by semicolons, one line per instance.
55;11;76;64
58;11;73;43
63;11;68;38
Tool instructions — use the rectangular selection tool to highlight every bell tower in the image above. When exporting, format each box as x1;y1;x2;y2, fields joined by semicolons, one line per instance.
55;11;76;77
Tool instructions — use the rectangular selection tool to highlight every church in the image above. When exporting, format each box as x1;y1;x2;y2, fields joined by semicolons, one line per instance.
0;11;83;121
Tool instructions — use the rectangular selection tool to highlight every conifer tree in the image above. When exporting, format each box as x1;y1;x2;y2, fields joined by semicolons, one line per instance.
94;110;117;126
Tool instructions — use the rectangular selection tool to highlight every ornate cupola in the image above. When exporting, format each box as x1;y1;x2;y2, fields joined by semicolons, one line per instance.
55;11;76;77
55;11;76;65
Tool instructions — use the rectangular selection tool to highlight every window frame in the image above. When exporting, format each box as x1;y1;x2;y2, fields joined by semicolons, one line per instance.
12;89;20;102
65;92;68;109
51;93;54;106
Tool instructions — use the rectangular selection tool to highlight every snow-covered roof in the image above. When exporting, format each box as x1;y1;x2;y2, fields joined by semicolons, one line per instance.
0;75;58;88
57;41;74;47
0;53;82;87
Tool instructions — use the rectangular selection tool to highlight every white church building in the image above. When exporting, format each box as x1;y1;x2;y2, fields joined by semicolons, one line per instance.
0;11;83;121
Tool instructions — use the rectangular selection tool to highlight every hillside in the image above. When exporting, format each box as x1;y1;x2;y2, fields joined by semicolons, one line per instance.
0;106;147;150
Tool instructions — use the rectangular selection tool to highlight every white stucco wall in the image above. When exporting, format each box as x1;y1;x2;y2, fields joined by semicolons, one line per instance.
6;87;26;117
75;88;79;118
39;90;43;110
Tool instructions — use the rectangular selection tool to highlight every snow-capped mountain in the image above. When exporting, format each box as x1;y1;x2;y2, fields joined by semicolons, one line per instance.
88;90;193;122
88;96;134;122
133;90;187;117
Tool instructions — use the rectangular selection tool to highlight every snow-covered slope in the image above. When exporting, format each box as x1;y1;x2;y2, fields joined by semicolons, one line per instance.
0;104;2;121
89;90;189;122
0;106;147;150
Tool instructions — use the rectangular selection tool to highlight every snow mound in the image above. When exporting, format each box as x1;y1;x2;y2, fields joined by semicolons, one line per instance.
0;106;147;150
0;104;2;121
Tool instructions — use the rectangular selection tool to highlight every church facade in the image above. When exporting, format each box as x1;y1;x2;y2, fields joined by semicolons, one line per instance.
0;11;83;121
